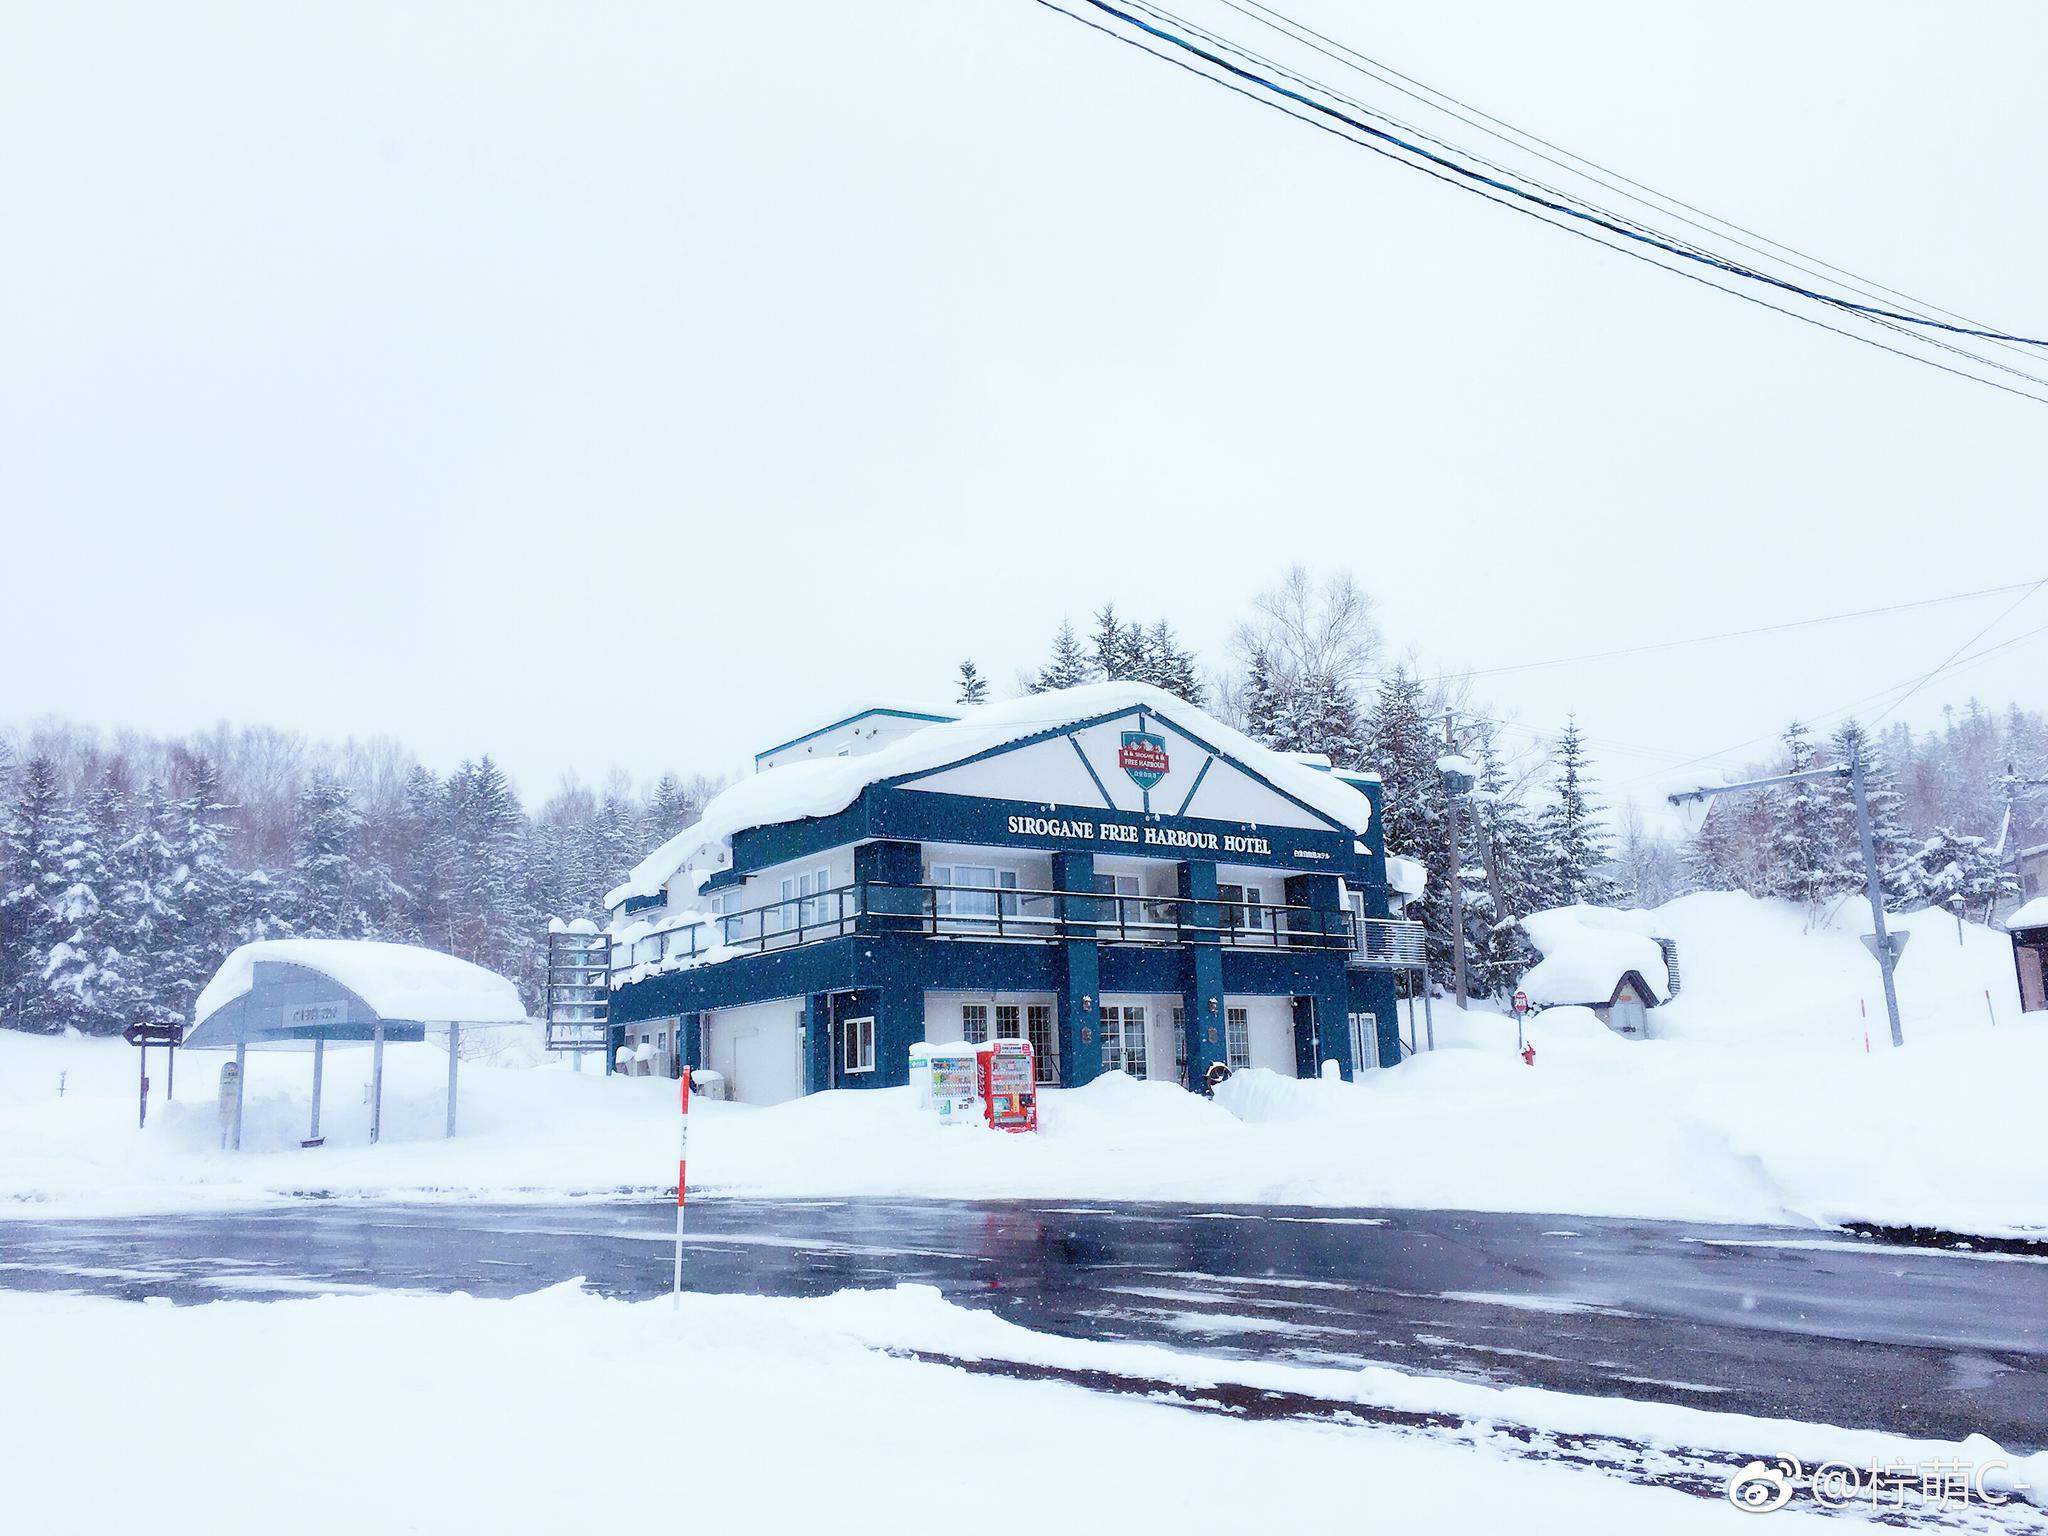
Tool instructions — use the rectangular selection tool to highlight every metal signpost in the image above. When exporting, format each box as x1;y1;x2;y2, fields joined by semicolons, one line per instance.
673;1071;691;1312
122;1020;184;1130
1512;988;1529;1055
1671;755;1905;1048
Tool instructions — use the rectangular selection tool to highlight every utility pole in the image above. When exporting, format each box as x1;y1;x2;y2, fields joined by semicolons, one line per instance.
1997;763;2048;917
1671;757;1904;1048
1441;712;1472;1009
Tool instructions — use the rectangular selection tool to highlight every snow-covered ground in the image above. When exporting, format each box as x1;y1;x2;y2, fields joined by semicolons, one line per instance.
8;1281;2040;1534
2;894;2042;1234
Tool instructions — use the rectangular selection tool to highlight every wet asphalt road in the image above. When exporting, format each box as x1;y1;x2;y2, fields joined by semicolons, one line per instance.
2;1197;2044;1450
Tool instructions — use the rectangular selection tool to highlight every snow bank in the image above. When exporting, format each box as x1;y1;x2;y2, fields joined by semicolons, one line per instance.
607;682;1378;906
192;939;527;1027
7;1281;1918;1535
6;895;2044;1233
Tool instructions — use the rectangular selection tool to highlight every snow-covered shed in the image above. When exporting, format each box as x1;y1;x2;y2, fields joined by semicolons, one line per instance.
187;940;527;1150
1517;907;1678;1039
2002;896;2048;1013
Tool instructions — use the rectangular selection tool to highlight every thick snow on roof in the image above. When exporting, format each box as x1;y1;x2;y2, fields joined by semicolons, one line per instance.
1519;905;1672;1007
194;940;528;1027
608;683;1378;908
2005;896;2048;931
1385;855;1427;900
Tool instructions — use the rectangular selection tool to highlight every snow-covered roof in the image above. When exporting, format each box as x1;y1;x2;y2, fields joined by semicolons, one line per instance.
2004;896;2048;931
1385;855;1427;900
1519;906;1673;1007
193;940;528;1028
608;683;1379;909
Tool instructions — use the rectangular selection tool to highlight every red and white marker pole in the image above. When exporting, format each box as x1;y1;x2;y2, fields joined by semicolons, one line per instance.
673;1069;691;1311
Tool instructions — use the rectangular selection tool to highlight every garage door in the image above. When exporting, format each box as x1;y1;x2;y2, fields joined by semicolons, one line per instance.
706;1004;803;1105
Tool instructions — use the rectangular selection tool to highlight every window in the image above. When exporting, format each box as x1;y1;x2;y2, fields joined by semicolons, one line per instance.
1092;873;1141;933
994;1004;1022;1040
1220;884;1265;935
960;1003;989;1044
1225;1007;1251;1069
843;1015;875;1074
933;864;1019;921
1349;1011;1381;1071
1026;1004;1057;1083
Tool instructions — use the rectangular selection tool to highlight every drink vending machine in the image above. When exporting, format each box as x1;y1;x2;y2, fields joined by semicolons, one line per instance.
976;1039;1037;1133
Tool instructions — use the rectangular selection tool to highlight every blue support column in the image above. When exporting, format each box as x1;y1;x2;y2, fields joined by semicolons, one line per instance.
803;995;832;1094
1052;851;1103;1086
1179;860;1226;1090
856;840;924;934
679;1012;701;1075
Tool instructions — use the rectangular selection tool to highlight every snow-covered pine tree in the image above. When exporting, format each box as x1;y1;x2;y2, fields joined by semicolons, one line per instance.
1902;827;2016;915
1030;621;1093;694
443;757;531;972
1762;721;1854;909
1363;671;1457;984
285;770;377;939
644;772;703;847
164;756;245;1009
1139;621;1204;706
955;659;989;706
1239;643;1282;748
1820;720;1915;908
1090;604;1131;683
41;776;131;1033
1536;718;1614;908
0;756;77;1032
1463;738;1545;991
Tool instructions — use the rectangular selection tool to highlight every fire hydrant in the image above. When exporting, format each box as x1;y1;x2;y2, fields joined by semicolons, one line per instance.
1521;1044;1536;1067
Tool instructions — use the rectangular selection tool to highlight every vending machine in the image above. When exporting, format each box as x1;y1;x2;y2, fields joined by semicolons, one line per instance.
976;1039;1037;1133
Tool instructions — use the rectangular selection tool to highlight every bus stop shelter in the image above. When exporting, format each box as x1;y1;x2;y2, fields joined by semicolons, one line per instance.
186;939;529;1151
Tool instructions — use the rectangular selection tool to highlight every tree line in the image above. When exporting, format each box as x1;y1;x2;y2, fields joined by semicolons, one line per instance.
972;568;2048;995
0;726;716;1034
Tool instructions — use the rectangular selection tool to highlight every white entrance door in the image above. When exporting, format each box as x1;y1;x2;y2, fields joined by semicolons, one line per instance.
1101;1004;1148;1078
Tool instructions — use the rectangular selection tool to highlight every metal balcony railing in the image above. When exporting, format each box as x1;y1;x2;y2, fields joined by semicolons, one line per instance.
612;880;1429;972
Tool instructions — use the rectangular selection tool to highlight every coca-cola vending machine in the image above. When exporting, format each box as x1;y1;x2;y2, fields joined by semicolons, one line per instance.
975;1038;1037;1133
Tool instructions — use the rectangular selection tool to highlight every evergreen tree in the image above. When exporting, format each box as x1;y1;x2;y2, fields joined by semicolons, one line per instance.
285;771;378;939
164;756;245;1008
1089;604;1146;683
1900;827;2016;914
1139;621;1204;706
1537;718;1614;907
1030;621;1093;694
41;777;130;1033
644;773;701;846
954;659;989;706
1239;643;1282;748
1685;797;1752;894
0;757;76;1031
1465;739;1546;990
1762;721;1855;908
1821;720;1915;907
1363;671;1457;984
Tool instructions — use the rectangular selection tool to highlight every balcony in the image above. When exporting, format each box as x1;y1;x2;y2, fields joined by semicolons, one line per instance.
613;881;1427;974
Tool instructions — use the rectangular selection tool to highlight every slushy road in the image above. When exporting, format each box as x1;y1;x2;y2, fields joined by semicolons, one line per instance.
4;1197;2043;1448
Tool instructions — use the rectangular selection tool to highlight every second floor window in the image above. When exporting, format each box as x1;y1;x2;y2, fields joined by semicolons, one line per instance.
932;864;1019;920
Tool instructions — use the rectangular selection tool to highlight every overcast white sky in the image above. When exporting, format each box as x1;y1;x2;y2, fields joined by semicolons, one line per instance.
4;0;2043;813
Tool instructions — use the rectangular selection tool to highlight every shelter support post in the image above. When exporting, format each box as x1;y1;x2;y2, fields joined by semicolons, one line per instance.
370;1020;385;1145
445;1021;460;1139
231;1041;246;1152
1419;972;1436;1052
309;1037;325;1144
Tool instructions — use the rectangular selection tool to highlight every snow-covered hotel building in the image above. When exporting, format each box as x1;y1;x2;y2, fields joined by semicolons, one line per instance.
603;684;1426;1104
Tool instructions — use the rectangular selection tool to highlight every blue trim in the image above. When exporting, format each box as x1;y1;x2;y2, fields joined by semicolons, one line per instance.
1174;754;1216;818
753;707;957;766
1068;735;1116;810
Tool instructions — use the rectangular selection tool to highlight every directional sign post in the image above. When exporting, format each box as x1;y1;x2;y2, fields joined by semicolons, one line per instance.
122;1021;184;1130
1511;990;1529;1054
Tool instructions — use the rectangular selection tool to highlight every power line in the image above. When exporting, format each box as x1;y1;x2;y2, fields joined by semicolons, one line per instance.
1118;0;2048;399
1027;0;2048;403
1444;578;2048;682
1221;0;2041;361
1867;577;2048;730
